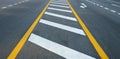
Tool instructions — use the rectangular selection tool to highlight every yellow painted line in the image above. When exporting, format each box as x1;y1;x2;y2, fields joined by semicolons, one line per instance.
66;0;109;59
7;0;52;59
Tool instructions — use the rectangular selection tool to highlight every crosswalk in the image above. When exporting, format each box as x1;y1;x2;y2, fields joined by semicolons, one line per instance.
48;7;72;13
45;11;77;21
40;19;85;35
16;0;99;59
50;4;69;8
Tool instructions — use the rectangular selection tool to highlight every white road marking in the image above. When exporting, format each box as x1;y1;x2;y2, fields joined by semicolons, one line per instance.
18;2;22;4
1;7;7;9
87;0;94;4
8;5;13;7
48;7;72;13
14;3;18;5
111;0;120;4
110;10;116;13
118;13;120;15
52;0;66;3
28;33;95;59
96;4;99;6
40;19;86;36
104;7;109;10
86;0;120;15
80;3;87;8
111;4;120;8
53;0;66;2
50;4;69;8
80;6;85;8
51;2;68;6
1;0;28;10
52;1;66;4
45;12;77;22
100;5;103;8
81;3;87;7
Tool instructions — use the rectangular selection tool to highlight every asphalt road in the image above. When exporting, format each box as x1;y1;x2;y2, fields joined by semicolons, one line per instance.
0;0;120;59
0;0;49;58
69;0;120;59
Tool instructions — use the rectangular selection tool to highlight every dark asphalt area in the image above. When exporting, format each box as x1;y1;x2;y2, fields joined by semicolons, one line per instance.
69;0;120;59
0;0;120;59
0;0;49;59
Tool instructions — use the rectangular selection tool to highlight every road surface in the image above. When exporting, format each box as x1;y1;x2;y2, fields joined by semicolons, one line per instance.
0;0;120;59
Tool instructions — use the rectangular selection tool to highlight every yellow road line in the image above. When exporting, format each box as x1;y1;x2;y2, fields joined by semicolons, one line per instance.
66;0;109;59
7;0;52;59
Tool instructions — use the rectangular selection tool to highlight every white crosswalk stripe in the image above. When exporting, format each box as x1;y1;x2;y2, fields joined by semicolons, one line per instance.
45;12;77;22
52;1;66;3
50;4;69;8
52;2;66;4
48;7;72;13
51;2;68;6
29;33;95;59
40;19;86;36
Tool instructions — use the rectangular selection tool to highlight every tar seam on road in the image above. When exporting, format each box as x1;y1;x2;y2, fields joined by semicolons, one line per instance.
66;0;109;59
7;0;52;59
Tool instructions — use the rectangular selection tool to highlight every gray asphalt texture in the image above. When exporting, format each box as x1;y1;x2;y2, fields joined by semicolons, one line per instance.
70;0;120;59
17;0;100;59
0;0;49;59
0;0;120;59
